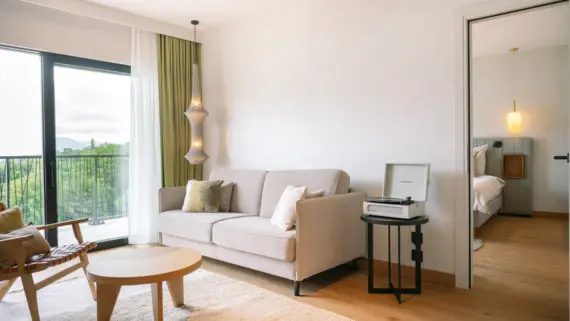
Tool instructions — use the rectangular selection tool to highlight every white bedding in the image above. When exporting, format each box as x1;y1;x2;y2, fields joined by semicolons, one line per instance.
473;175;505;214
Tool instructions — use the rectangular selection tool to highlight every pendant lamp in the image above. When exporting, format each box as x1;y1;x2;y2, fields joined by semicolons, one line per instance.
185;20;209;165
507;47;522;134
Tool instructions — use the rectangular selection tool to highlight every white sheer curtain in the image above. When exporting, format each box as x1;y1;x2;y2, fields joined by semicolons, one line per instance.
128;29;161;244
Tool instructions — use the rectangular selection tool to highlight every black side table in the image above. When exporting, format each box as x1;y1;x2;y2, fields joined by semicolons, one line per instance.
360;214;429;304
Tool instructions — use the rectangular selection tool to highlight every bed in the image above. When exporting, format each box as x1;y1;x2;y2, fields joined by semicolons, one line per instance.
472;137;533;229
473;175;505;228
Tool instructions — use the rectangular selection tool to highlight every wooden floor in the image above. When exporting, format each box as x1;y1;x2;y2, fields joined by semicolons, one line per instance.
203;214;569;321
3;215;568;320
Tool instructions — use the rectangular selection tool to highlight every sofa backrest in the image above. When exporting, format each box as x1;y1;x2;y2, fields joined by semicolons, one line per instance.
210;169;267;215
259;169;350;218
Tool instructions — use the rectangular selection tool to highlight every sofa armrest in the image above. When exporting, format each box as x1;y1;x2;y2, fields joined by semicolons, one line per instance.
158;186;186;213
295;191;366;281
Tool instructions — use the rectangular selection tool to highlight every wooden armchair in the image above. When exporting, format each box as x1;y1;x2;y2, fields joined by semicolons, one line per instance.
0;203;97;321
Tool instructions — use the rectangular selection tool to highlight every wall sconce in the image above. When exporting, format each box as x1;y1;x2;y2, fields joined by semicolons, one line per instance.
184;20;209;165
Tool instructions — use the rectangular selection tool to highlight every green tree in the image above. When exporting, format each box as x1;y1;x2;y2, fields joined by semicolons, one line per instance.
1;143;129;225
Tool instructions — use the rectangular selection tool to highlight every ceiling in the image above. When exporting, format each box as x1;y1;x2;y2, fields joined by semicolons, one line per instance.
81;0;272;30
78;0;568;54
472;3;569;58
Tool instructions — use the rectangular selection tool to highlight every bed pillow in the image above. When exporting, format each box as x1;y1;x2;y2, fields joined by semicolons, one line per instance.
473;145;488;176
182;180;224;213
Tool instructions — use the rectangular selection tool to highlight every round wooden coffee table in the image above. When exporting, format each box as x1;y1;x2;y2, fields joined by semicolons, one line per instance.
87;246;202;321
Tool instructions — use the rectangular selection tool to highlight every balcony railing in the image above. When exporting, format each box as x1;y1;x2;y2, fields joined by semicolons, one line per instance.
0;155;129;225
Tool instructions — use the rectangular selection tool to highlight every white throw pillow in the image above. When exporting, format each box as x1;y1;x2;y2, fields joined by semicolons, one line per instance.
271;185;307;231
473;145;488;176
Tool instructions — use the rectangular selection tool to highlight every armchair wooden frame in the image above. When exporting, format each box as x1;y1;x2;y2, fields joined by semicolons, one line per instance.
0;217;97;321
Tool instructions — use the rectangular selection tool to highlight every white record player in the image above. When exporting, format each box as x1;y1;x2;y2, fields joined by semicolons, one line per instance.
363;163;430;219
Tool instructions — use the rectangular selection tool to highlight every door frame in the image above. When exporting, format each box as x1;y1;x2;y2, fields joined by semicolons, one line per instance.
453;0;569;289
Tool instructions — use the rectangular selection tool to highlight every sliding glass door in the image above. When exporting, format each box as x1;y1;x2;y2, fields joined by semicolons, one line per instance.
1;46;131;249
52;56;131;246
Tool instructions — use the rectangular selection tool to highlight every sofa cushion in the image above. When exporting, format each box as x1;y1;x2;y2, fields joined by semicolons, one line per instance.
212;217;296;262
0;206;25;234
209;169;267;215
158;210;253;243
259;169;350;218
0;226;51;269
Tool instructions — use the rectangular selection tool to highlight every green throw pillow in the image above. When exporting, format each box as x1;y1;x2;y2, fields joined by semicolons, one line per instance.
182;180;224;213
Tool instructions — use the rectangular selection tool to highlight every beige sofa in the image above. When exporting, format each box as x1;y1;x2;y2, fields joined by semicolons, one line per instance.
158;169;365;295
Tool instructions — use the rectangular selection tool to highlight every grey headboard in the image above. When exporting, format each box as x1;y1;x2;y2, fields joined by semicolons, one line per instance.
473;137;532;216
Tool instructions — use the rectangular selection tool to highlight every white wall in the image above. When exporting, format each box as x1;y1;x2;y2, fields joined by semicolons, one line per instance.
0;0;131;64
473;46;569;213
202;0;491;274
20;0;197;43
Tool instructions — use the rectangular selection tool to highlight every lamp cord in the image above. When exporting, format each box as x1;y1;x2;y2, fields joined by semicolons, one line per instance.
193;24;197;64
512;49;517;112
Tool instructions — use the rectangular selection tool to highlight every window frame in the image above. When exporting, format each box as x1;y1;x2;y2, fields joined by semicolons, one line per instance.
1;44;131;250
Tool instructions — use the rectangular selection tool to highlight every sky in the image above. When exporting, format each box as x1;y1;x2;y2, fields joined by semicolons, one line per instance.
0;48;130;156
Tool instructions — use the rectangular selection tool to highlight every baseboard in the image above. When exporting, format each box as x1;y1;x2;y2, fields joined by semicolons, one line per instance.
498;212;532;217
358;258;455;288
533;211;569;220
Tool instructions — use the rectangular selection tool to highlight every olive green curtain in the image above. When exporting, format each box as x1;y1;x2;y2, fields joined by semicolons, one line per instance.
157;34;203;187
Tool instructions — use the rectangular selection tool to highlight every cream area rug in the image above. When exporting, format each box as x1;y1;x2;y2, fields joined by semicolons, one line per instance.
0;269;350;321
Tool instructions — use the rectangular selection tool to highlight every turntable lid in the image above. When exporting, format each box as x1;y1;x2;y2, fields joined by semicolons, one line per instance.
382;163;430;202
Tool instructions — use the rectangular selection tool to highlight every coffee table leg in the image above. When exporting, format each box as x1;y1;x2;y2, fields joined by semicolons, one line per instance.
151;282;163;321
97;284;121;321
166;277;184;307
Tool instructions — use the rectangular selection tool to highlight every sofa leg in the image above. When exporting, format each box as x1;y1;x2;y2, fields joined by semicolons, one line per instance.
294;281;300;296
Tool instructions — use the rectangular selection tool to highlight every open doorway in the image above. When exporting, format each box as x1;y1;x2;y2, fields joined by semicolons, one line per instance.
467;1;569;317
